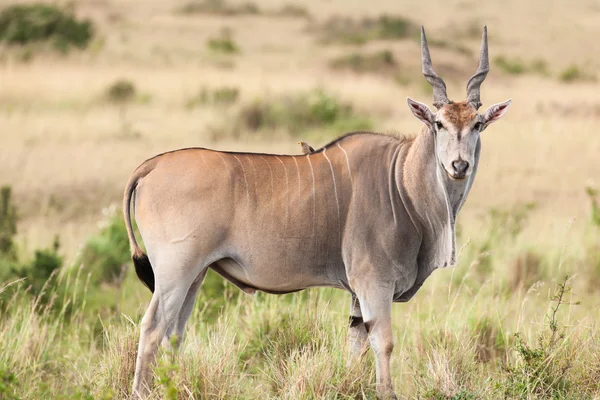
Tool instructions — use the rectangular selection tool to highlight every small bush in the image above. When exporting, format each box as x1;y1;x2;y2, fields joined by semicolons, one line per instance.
494;56;552;77
11;236;62;298
272;4;311;19
428;37;473;57
494;56;526;75
559;65;596;83
0;186;18;261
502;276;577;398
78;208;130;285
585;186;600;228
178;0;259;16
105;80;137;104
220;89;371;139
376;15;416;39
0;4;94;52
329;49;397;75
185;86;239;109
0;367;19;399
317;14;417;45
104;79;143;137
206;28;239;54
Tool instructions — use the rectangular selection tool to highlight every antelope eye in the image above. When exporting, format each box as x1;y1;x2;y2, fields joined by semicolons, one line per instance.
473;122;482;131
435;121;444;130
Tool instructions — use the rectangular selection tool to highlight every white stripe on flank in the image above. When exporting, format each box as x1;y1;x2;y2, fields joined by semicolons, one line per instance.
259;156;274;197
246;155;257;200
306;154;316;232
275;156;289;225
293;156;301;199
337;143;353;186
232;155;250;202
323;149;341;241
217;153;229;172
260;156;275;231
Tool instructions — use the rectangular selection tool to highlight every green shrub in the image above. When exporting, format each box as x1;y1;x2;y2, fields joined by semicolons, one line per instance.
329;49;397;75
11;236;62;298
502;276;577;398
559;65;596;83
427;37;473;57
494;56;552;77
185;86;239;109
272;4;311;19
226;89;371;138
0;186;17;262
206;28;239;54
317;14;417;45
494;56;526;75
105;80;136;104
376;15;415;39
178;0;259;16
0;4;94;52
0;367;19;400
1;188;63;304
104;79;141;137
78;211;130;285
585;186;600;228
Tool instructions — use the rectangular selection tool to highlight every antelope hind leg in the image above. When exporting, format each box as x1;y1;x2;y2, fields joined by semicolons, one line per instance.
347;294;369;363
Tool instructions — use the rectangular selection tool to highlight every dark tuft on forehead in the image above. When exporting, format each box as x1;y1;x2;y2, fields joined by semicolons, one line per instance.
441;101;477;129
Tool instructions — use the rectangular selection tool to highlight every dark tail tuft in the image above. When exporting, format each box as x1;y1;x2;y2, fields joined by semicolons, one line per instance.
133;249;155;293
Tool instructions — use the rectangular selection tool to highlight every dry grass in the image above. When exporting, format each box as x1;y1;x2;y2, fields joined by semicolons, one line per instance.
0;0;598;255
1;0;600;398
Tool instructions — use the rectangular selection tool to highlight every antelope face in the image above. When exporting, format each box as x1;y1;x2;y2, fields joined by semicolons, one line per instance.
406;25;511;181
407;98;512;180
434;102;480;180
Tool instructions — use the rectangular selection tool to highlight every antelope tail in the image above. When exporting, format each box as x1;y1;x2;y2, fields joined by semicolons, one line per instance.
123;165;155;293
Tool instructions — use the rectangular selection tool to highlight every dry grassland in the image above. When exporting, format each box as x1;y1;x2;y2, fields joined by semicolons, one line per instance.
1;0;599;398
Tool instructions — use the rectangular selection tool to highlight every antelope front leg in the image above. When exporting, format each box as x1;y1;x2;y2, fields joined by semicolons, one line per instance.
348;294;369;362
356;286;396;400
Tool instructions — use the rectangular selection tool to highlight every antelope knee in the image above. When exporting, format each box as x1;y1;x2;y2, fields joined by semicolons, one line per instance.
373;339;394;357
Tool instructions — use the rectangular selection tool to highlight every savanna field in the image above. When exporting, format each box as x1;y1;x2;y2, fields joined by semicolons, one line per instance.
0;0;599;398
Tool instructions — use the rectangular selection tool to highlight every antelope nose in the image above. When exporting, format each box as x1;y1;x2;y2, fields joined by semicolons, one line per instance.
451;159;469;177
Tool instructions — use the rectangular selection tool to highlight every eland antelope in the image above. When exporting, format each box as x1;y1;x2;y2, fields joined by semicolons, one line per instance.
124;26;511;399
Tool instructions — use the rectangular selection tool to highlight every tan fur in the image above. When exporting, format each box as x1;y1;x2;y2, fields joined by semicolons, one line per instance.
441;101;478;130
125;132;464;399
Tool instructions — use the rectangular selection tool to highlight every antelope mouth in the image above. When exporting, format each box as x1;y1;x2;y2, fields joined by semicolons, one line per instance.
446;170;468;181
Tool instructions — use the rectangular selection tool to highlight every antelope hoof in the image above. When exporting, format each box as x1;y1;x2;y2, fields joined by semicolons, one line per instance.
376;385;397;400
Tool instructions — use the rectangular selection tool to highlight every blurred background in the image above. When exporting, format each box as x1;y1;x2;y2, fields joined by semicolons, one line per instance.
0;1;599;399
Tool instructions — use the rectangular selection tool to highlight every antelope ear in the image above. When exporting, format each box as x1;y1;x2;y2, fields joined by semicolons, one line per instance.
407;98;434;128
482;99;511;129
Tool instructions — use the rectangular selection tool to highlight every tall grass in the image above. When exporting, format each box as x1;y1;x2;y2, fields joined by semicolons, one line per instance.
1;227;600;398
1;195;600;398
